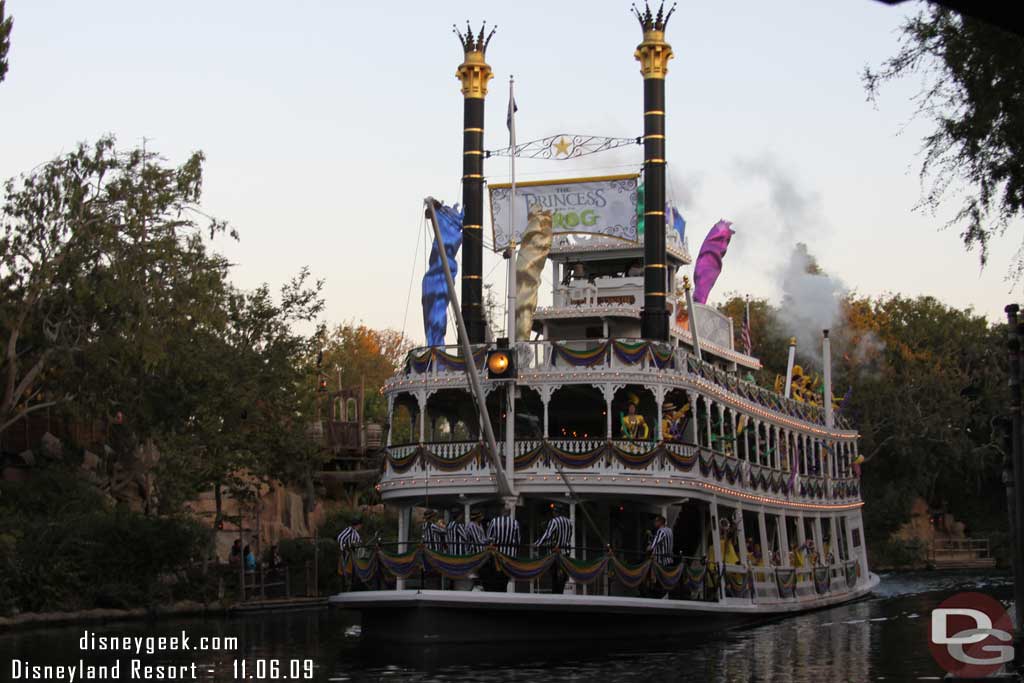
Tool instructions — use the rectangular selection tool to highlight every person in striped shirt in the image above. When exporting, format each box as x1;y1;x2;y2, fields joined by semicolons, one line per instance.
534;506;573;594
419;509;447;590
642;514;676;599
484;509;520;591
647;515;675;566
464;510;488;553
336;517;363;592
420;509;447;552
486;510;521;556
445;508;467;555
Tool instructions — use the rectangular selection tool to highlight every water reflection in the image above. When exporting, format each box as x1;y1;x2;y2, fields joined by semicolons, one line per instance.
0;572;1013;683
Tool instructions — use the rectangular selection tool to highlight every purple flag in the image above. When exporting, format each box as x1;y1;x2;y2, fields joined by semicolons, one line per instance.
693;220;735;304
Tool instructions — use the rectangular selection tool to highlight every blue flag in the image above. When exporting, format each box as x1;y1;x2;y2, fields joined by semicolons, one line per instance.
670;205;686;243
422;201;463;347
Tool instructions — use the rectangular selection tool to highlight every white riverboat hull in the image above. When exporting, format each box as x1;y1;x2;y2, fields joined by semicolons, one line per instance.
330;573;880;643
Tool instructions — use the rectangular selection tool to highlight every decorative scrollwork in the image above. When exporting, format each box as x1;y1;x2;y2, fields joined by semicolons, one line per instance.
487;134;640;160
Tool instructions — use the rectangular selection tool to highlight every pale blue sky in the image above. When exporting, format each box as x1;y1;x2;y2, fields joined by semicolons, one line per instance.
2;0;1020;344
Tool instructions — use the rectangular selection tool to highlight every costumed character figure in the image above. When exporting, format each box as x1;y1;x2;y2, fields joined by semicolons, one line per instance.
791;542;806;568
660;401;691;442
719;518;740;565
620;395;649;440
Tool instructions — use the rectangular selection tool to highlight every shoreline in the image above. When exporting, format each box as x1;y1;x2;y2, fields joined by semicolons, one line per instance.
0;601;229;634
0;598;329;634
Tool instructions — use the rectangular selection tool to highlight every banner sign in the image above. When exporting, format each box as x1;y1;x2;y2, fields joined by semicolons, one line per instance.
489;174;639;250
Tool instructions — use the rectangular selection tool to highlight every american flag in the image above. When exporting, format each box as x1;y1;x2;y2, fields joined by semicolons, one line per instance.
741;298;753;356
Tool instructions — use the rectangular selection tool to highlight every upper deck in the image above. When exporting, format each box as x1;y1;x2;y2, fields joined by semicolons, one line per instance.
381;339;860;513
381;235;859;513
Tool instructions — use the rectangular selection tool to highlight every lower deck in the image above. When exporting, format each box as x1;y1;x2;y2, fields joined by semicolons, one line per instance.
331;574;880;643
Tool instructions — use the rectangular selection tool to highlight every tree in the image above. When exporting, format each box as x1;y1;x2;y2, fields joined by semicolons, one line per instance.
864;6;1024;276
1;136;230;440
831;295;1005;539
0;1;11;84
319;322;411;422
722;288;1007;542
156;270;327;524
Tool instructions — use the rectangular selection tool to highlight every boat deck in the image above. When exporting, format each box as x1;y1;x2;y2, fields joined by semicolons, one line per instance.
331;574;880;643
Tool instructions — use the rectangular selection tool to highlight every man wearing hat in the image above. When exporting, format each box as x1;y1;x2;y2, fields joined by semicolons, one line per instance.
336;516;363;592
420;509;447;553
418;509;447;590
465;510;488;554
534;504;573;594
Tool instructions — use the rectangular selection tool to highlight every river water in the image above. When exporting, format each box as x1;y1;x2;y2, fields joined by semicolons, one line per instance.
0;572;1014;682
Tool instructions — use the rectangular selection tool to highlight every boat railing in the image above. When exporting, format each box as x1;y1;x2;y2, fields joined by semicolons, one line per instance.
395;340;849;430
381;438;862;504
340;541;864;603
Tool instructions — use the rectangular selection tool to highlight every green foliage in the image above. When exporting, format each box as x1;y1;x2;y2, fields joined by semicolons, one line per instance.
0;470;212;614
869;537;926;570
1;136;232;441
865;7;1024;276
276;537;343;596
720;290;1008;545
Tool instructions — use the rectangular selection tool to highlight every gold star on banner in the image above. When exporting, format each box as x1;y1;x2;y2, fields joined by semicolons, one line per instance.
553;137;571;156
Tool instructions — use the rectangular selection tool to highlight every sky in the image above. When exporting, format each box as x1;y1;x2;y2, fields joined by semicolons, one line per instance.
2;0;1021;345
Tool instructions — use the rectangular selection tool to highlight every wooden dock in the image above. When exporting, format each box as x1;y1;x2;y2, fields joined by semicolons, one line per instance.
929;537;997;569
231;597;328;613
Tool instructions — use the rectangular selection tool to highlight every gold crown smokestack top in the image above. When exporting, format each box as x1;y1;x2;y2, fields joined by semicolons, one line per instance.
454;22;495;344
633;2;675;342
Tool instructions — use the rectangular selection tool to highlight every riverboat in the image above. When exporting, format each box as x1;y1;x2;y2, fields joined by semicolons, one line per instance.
330;3;879;643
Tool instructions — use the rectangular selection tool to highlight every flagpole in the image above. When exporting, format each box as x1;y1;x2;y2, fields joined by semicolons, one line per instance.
744;295;751;356
504;75;517;489
506;75;517;344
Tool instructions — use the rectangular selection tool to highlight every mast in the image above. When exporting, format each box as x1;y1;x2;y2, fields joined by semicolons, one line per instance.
424;198;512;499
455;22;495;344
634;2;675;342
505;76;517;485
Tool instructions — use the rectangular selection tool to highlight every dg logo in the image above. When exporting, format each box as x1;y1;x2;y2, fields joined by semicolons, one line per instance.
929;591;1015;678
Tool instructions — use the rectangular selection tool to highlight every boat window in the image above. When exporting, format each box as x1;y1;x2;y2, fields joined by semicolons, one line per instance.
549;384;606;440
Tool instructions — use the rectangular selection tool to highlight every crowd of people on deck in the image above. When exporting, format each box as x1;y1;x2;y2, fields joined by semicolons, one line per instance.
336;507;677;594
337;508;837;596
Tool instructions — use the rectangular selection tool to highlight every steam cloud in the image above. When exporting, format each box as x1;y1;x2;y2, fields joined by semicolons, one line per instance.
777;243;847;363
731;155;884;372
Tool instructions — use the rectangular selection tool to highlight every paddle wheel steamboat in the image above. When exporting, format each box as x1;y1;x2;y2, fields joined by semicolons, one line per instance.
330;3;879;643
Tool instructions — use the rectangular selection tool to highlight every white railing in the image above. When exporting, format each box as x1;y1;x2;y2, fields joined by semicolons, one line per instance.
394;339;846;433
381;439;862;505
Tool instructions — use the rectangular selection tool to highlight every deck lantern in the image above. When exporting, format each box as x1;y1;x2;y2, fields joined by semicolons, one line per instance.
487;337;516;380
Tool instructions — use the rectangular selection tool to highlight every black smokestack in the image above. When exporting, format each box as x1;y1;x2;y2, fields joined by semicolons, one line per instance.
454;23;495;344
633;2;675;342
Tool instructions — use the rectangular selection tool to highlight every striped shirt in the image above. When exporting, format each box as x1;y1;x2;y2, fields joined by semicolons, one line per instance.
536;515;573;551
647;525;674;565
487;515;521;557
420;521;446;552
336;526;361;554
446;520;467;555
464;521;488;553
